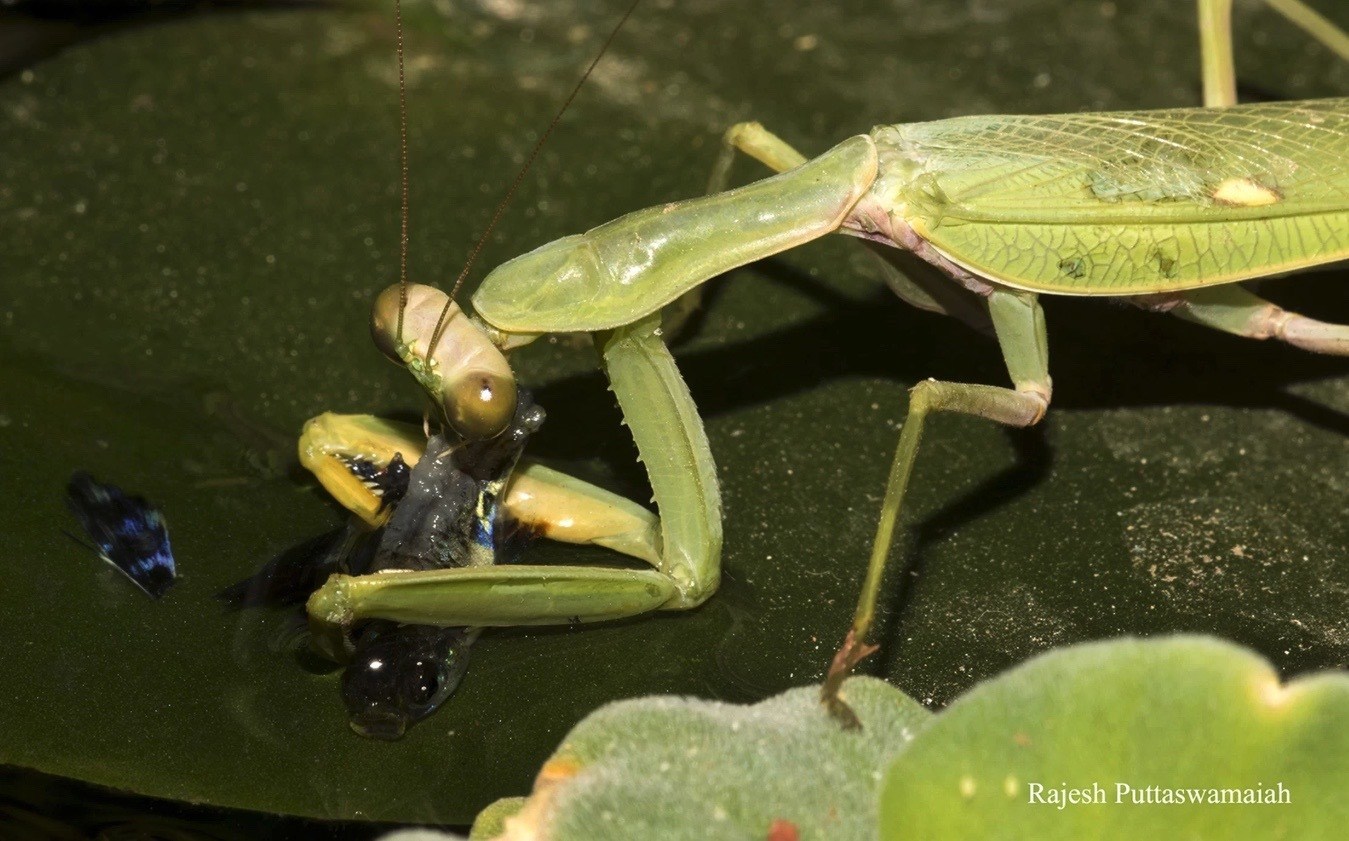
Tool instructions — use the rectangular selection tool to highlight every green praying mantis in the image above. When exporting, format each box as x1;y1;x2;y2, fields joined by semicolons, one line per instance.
300;0;1348;726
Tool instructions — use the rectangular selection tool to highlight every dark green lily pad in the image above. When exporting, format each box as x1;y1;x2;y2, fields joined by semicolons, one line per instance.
1;0;1345;825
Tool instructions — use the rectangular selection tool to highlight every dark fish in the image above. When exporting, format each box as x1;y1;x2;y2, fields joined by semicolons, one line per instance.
372;395;546;573
342;390;545;739
65;472;176;599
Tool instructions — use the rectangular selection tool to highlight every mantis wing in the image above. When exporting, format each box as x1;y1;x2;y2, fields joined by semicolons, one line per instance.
883;98;1349;295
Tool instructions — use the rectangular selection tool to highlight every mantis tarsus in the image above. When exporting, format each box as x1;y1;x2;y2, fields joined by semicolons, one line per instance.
301;0;1348;727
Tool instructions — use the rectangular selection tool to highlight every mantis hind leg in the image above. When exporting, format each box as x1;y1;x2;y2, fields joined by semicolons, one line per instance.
1199;0;1349;108
1171;286;1349;355
821;290;1053;727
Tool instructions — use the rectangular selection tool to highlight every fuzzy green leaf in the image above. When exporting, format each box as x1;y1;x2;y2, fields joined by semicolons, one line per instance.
880;636;1349;838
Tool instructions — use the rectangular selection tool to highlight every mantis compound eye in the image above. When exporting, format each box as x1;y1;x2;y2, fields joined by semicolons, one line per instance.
370;285;409;365
370;283;518;440
445;370;517;440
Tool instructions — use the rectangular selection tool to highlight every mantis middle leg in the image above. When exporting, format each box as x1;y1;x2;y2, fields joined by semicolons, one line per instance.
820;289;1053;727
706;126;1054;724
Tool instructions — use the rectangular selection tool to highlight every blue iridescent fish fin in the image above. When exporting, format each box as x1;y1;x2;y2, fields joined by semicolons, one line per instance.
65;472;176;599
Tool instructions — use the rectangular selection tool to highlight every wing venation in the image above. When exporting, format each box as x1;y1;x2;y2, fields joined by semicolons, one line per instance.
876;99;1349;294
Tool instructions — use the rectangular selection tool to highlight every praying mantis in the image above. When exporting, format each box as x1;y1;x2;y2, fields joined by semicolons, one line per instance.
299;0;1348;726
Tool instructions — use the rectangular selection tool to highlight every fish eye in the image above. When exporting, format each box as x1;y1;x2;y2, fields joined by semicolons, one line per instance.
341;624;473;739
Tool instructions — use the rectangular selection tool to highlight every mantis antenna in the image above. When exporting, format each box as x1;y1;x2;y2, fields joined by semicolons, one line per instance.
418;0;644;363
393;0;412;345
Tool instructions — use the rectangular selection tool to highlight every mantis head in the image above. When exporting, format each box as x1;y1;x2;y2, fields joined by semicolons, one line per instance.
371;283;518;440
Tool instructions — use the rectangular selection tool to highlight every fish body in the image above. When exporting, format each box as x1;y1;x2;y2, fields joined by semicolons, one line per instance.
342;390;545;739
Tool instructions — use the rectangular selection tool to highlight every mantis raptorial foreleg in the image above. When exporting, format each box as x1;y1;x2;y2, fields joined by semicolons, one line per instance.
661;122;814;336
299;413;661;560
504;463;662;566
307;313;722;651
314;135;875;660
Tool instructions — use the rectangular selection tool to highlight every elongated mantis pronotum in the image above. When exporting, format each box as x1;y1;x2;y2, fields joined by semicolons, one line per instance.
302;0;1348;726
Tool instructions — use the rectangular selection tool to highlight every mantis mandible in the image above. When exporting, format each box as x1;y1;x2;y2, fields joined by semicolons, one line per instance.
301;0;1348;726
